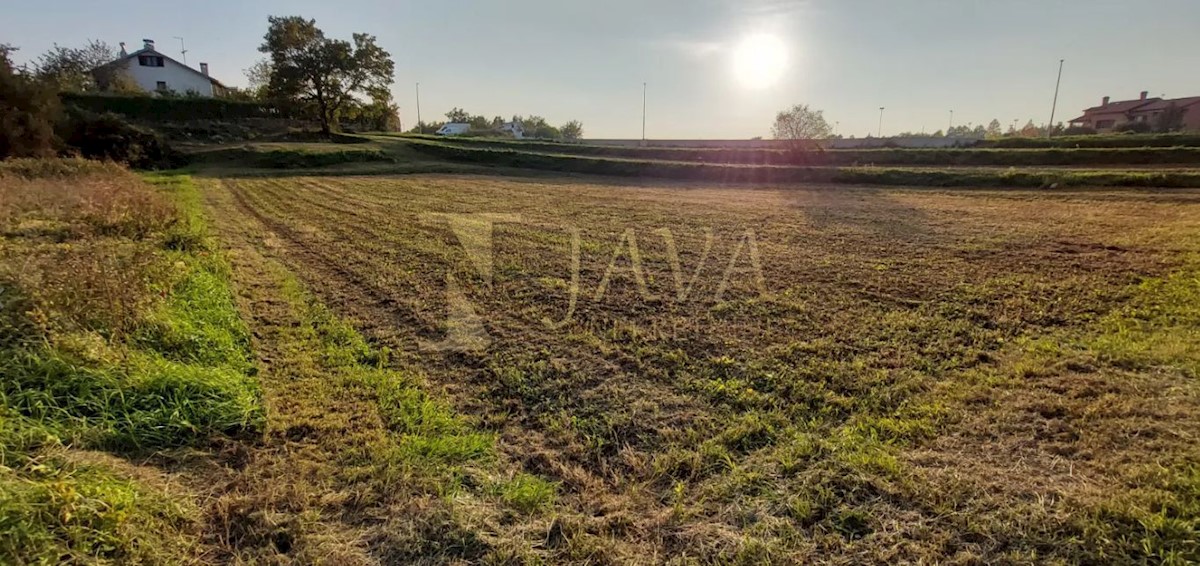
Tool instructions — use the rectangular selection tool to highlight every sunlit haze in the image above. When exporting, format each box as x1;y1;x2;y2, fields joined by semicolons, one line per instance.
5;0;1199;138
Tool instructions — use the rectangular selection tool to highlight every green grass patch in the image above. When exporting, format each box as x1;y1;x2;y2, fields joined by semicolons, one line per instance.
492;473;558;514
0;163;263;563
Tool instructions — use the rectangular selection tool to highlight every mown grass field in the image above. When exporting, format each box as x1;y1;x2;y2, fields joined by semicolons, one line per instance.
203;174;1200;563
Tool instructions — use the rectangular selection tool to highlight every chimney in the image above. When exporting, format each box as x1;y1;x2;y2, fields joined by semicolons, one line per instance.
1102;96;1110;106
200;63;209;76
1140;90;1149;100
143;38;154;51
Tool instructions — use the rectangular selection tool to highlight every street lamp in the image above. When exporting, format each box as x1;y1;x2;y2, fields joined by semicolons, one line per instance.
642;82;647;143
949;109;954;133
1047;59;1064;139
415;82;422;134
878;107;885;138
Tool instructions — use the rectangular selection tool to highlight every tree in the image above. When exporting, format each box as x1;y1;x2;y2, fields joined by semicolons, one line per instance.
244;59;273;99
516;115;560;138
1019;120;1040;137
35;40;131;92
986;119;1003;138
1;44;61;158
445;107;471;123
559;120;583;140
771;104;832;141
1156;102;1185;133
260;16;395;135
345;93;400;131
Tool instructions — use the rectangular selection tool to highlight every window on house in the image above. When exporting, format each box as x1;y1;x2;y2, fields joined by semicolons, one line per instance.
156;81;167;91
138;55;165;67
1096;119;1115;129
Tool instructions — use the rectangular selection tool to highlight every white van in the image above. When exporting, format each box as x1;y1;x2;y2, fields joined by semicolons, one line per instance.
436;123;471;136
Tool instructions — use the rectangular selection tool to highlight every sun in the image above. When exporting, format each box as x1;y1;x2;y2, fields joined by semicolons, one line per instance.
732;34;788;89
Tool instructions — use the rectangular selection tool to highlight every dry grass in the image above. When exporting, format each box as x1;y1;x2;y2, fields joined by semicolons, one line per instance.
202;174;1200;563
0;162;261;564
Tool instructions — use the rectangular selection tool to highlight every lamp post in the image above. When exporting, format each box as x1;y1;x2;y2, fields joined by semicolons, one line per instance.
949;109;954;133
642;82;647;143
878;107;885;138
1047;59;1064;138
415;82;422;134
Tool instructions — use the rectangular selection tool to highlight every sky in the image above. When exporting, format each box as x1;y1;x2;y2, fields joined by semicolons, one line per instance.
5;0;1200;139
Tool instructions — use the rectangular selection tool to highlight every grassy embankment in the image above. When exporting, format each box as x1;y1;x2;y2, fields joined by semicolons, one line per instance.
401;133;1200;167
400;138;1200;188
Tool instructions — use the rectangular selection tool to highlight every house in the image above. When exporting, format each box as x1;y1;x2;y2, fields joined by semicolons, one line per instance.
1069;91;1200;133
498;121;525;139
92;39;225;97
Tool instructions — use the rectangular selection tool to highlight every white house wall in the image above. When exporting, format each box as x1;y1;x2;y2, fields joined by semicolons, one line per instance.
121;58;214;96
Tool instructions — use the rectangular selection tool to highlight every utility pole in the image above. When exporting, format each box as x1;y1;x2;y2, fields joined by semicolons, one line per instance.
415;82;422;134
878;107;885;137
1047;59;1064;139
173;36;187;65
642;82;647;143
949;109;954;133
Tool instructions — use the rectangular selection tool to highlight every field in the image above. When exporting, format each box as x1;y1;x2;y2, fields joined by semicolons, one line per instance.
199;174;1200;563
3;151;1200;564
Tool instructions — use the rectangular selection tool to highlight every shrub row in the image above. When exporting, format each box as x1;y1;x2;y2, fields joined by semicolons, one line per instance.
191;146;393;169
418;136;1200;167
61;93;299;122
406;141;1200;188
977;133;1200;149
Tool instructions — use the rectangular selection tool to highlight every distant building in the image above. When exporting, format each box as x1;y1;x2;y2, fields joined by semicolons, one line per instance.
1069;91;1200;133
498;121;525;139
92;39;225;97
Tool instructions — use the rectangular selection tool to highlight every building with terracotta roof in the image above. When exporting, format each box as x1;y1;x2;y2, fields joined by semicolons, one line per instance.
1069;92;1200;133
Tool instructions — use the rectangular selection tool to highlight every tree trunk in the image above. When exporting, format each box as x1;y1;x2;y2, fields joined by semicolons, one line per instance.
315;89;331;136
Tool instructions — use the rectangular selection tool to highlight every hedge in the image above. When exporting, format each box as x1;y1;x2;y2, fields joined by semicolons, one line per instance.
60;93;299;122
976;133;1200;149
405;140;1200;188
414;136;1200;167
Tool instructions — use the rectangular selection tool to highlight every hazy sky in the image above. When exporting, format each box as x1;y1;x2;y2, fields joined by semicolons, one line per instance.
5;0;1199;138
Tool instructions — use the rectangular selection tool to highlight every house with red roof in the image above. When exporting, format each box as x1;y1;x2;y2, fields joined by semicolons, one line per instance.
1069;91;1200;133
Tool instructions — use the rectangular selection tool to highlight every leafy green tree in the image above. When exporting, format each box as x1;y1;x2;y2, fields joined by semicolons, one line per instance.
259;16;395;135
243;59;273;99
516;115;559;138
1;44;61;158
35;40;131;92
771;104;832;141
445;107;471;123
559;120;583;140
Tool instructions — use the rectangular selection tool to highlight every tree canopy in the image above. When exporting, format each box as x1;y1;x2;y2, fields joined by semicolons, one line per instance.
259;16;395;134
33;40;137;93
771;104;832;140
559;120;583;141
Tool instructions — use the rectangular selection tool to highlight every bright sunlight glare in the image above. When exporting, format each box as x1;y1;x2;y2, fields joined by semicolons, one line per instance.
732;33;789;89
